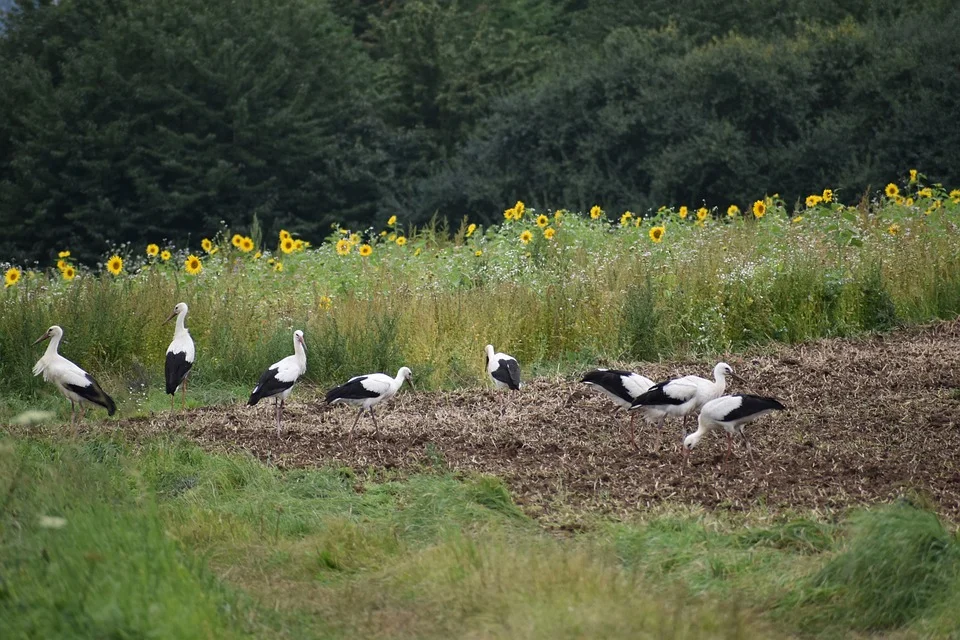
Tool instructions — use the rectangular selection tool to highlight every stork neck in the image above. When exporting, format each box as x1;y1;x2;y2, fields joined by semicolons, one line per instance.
713;371;727;395
175;312;188;336
45;332;62;357
293;337;306;368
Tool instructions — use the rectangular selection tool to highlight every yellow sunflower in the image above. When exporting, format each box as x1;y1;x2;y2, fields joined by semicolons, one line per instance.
294;239;305;251
231;234;243;248
395;236;407;246
678;206;688;219
106;255;123;276
281;238;295;254
752;200;766;218
519;230;533;244
503;207;516;221
253;251;262;260
649;226;665;243
727;205;739;217
279;229;291;242
318;295;332;310
590;205;603;220
201;238;213;253
888;223;900;236
359;244;373;257
918;187;933;199
909;169;918;183
792;215;804;223
544;227;556;240
620;211;633;226
885;183;899;198
414;248;421;256
274;261;283;272
466;223;477;238
239;237;254;253
554;209;565;221
822;189;833;203
475;250;483;257
62;266;76;281
336;239;351;256
387;215;397;227
514;201;525;218
146;243;159;257
806;194;822;208
696;207;709;221
57;259;68;272
58;250;70;258
184;255;202;275
950;189;960;204
160;250;171;261
4;267;21;288
536;214;549;228
905;197;914;206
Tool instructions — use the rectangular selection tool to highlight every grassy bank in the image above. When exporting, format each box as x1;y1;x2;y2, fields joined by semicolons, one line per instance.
2;432;959;638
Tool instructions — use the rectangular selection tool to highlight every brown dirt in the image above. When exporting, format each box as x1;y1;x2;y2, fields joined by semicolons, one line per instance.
120;320;960;521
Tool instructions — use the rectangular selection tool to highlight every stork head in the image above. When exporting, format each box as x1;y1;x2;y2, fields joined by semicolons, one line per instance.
398;366;414;389
33;325;63;345
294;330;306;352
163;302;188;325
715;362;743;382
484;344;495;358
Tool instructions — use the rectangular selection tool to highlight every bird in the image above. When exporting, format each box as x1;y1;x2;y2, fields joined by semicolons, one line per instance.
577;369;656;449
163;302;195;411
485;344;521;390
683;394;786;465
248;330;307;435
32;325;116;431
629;362;741;445
325;367;413;436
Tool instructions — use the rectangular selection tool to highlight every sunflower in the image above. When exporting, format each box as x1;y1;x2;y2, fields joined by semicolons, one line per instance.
909;169;917;183
950;189;960;204
822;189;833;203
697;207;709;221
466;223;477;238
554;209;565;221
338;227;348;235
727;205;739;217
519;230;533;244
544;227;556;240
503;207;516;221
4;267;21;288
475;250;483;257
58;250;70;258
386;215;397;227
231;234;243;248
514;201;525;218
106;255;123;276
274;261;284;272
239;237;254;252
279;229;291;242
414;248;421;257
160;250;171;261
678;206;688;219
294;239;305;251
359;244;373;257
805;195;822;208
253;251;262;260
885;183;899;198
792;215;804;223
318;295;332;310
336;239;351;256
201;238;213;253
281;238;295;254
62;266;76;281
347;233;359;245
905;197;914;206
146;243;160;257
57;259;68;272
395;236;407;247
536;214;549;228
888;223;900;236
918;187;933;199
590;205;603;220
634;217;642;228
752;201;766;218
620;211;633;226
184;255;202;275
649;226;665;243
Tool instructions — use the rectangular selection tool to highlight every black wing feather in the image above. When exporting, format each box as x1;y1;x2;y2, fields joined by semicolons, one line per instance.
64;374;117;416
165;351;193;395
580;369;635;404
248;366;295;405
722;394;785;421
491;358;521;390
630;379;684;408
325;376;381;403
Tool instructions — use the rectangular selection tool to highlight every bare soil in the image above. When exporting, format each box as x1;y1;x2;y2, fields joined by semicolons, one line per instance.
118;320;960;520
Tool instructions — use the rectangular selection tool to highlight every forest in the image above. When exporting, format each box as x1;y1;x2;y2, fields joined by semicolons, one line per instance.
1;0;959;263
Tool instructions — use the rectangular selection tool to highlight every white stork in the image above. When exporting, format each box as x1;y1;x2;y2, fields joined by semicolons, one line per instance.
684;394;786;465
247;330;306;435
578;369;656;449
485;344;521;390
629;362;741;443
32;325;116;431
163;302;195;411
325;367;413;436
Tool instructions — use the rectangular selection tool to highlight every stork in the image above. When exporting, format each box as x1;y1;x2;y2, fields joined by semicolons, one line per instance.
32;325;116;432
485;344;520;390
163;302;195;411
248;330;307;435
684;394;786;465
577;369;656;449
325;367;413;436
629;362;741;446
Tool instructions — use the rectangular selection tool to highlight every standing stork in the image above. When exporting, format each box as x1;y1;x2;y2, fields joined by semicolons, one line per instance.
32;325;116;431
629;362;741;446
248;330;307;435
485;344;521;390
577;369;656;449
325;367;413;436
684;394;786;466
163;302;195;411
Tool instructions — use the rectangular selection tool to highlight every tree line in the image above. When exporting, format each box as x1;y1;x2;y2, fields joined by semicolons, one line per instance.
1;0;958;263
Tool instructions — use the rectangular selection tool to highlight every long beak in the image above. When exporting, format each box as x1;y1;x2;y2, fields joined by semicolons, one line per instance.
163;311;177;325
33;333;50;345
730;373;745;383
408;378;416;392
299;336;306;353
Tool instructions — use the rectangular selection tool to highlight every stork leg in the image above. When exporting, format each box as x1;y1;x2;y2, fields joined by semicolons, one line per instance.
171;392;176;413
70;400;77;435
182;378;188;411
370;408;379;436
651;414;667;453
680;414;688;441
741;430;754;462
276;398;284;437
628;413;639;451
723;432;734;469
349;409;364;437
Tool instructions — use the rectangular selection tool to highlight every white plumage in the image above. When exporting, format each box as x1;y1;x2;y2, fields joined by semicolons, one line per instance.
485;344;521;390
248;330;307;435
325;367;413;436
578;369;657;449
684;394;786;465
164;302;195;411
32;325;116;431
